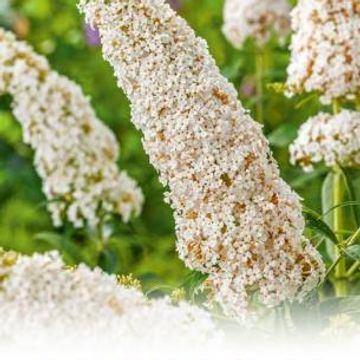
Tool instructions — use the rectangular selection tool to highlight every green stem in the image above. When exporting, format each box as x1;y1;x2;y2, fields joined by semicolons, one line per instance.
255;49;264;125
344;225;360;278
346;261;360;278
96;214;107;252
332;99;341;114
347;226;360;246
355;95;360;111
324;255;342;281
323;226;360;281
333;167;347;297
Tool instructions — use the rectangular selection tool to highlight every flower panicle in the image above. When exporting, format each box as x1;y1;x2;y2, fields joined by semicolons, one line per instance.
286;0;360;104
0;28;143;228
0;251;220;344
290;110;360;172
79;0;325;320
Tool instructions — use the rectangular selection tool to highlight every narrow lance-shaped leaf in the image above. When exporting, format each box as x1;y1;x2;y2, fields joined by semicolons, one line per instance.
303;207;338;245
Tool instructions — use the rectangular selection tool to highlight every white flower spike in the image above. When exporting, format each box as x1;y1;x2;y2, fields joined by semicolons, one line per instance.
290;110;360;172
0;250;220;351
0;29;143;228
79;0;324;320
287;0;360;104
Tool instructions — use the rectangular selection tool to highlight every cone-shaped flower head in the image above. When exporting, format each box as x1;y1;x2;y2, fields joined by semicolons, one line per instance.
223;0;291;48
286;0;360;104
290;110;360;172
0;249;220;350
79;0;324;320
0;29;143;228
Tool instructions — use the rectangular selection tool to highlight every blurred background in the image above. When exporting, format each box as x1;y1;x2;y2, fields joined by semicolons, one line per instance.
0;0;327;292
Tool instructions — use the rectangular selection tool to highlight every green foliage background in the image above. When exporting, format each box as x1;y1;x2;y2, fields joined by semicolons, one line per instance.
0;0;338;292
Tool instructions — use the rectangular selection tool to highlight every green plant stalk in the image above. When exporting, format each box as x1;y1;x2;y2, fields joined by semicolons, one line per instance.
346;261;360;277
322;225;360;282
356;94;360;111
329;100;347;295
255;48;264;125
333;167;347;297
332;99;341;114
96;212;107;253
345;226;360;277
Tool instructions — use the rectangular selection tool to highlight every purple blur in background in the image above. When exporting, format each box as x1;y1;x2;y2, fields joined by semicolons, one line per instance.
84;23;100;47
167;0;182;11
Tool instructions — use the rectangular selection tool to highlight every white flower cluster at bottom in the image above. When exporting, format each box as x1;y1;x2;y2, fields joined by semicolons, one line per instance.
290;110;360;172
0;253;358;359
0;250;221;356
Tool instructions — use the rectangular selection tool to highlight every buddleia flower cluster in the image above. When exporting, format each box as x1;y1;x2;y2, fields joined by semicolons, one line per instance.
0;249;220;352
79;0;324;320
222;0;291;48
0;29;143;228
286;0;360;105
290;110;360;172
288;1;360;172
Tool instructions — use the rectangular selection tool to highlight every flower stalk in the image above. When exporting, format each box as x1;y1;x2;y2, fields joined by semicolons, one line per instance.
333;166;347;297
346;261;360;278
332;99;347;296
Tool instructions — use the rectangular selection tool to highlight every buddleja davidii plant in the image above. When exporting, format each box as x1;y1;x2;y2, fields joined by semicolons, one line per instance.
275;0;360;299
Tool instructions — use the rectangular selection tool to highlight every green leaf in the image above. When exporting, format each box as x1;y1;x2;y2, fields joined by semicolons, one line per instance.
35;232;86;264
221;58;243;81
0;111;22;145
294;93;318;109
182;271;208;293
322;201;360;219
268;122;298;148
345;245;360;261
35;232;63;249
289;166;327;189
98;248;118;274
303;208;338;245
59;237;84;264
